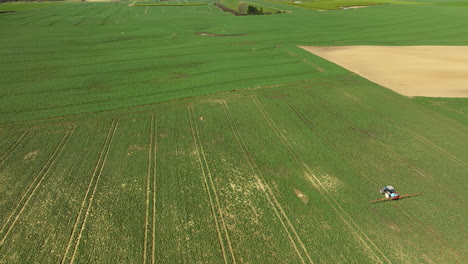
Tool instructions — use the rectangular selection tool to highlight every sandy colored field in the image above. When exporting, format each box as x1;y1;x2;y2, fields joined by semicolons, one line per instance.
300;46;468;98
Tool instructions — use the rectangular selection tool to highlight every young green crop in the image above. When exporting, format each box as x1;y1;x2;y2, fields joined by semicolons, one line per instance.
0;2;467;262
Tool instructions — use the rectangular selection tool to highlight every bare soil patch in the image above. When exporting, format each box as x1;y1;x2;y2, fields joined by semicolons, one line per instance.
342;6;371;9
294;189;309;204
300;46;468;98
196;32;246;37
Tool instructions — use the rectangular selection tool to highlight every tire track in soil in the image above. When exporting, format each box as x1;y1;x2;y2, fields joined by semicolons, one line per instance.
339;82;468;167
0;124;75;245
151;116;157;264
188;105;234;264
279;45;325;72
20;5;79;26
142;116;153;264
60;119;118;264
48;4;95;27
403;127;467;170
251;96;387;264
100;5;125;25
0;129;32;167
394;203;465;263
305;88;466;202
219;100;313;264
142;115;157;264
283;96;465;263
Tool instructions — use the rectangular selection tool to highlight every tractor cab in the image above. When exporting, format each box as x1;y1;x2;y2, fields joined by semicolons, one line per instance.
380;186;400;199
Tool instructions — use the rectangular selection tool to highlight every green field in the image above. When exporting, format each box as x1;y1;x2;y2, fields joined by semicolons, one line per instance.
0;0;467;263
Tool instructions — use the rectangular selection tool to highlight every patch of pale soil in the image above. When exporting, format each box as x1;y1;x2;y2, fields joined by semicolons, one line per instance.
126;144;144;156
342;6;370;9
318;174;342;193
294;189;309;204
385;222;401;232
316;5;370;11
299;46;468;98
24;150;39;161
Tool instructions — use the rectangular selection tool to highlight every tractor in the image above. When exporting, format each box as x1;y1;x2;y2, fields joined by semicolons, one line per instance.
379;186;400;200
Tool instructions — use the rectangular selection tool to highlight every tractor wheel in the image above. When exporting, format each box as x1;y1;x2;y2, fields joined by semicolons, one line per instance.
385;193;390;199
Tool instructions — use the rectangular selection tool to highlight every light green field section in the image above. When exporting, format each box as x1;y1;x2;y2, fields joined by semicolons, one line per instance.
0;74;467;263
0;1;467;263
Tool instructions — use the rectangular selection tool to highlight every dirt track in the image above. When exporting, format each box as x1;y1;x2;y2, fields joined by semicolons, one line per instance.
300;46;468;98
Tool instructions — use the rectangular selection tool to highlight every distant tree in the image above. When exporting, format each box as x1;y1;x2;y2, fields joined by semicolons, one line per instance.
247;5;262;15
238;1;247;15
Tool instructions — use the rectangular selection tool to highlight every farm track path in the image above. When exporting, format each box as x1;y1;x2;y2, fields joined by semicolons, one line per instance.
188;105;234;264
0;124;75;246
61;119;118;264
220;100;313;264
142;115;158;264
252;96;388;264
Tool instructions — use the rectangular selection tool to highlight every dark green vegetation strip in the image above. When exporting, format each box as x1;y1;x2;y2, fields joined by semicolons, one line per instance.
0;1;467;263
134;3;208;6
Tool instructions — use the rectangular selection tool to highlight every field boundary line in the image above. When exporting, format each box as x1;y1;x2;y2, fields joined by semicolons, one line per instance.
0;124;75;245
253;96;388;263
60;119;118;264
188;105;233;264
308;87;466;202
220;100;312;264
0;129;32;167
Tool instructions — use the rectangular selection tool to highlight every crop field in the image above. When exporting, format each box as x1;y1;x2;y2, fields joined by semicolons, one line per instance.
0;0;467;263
